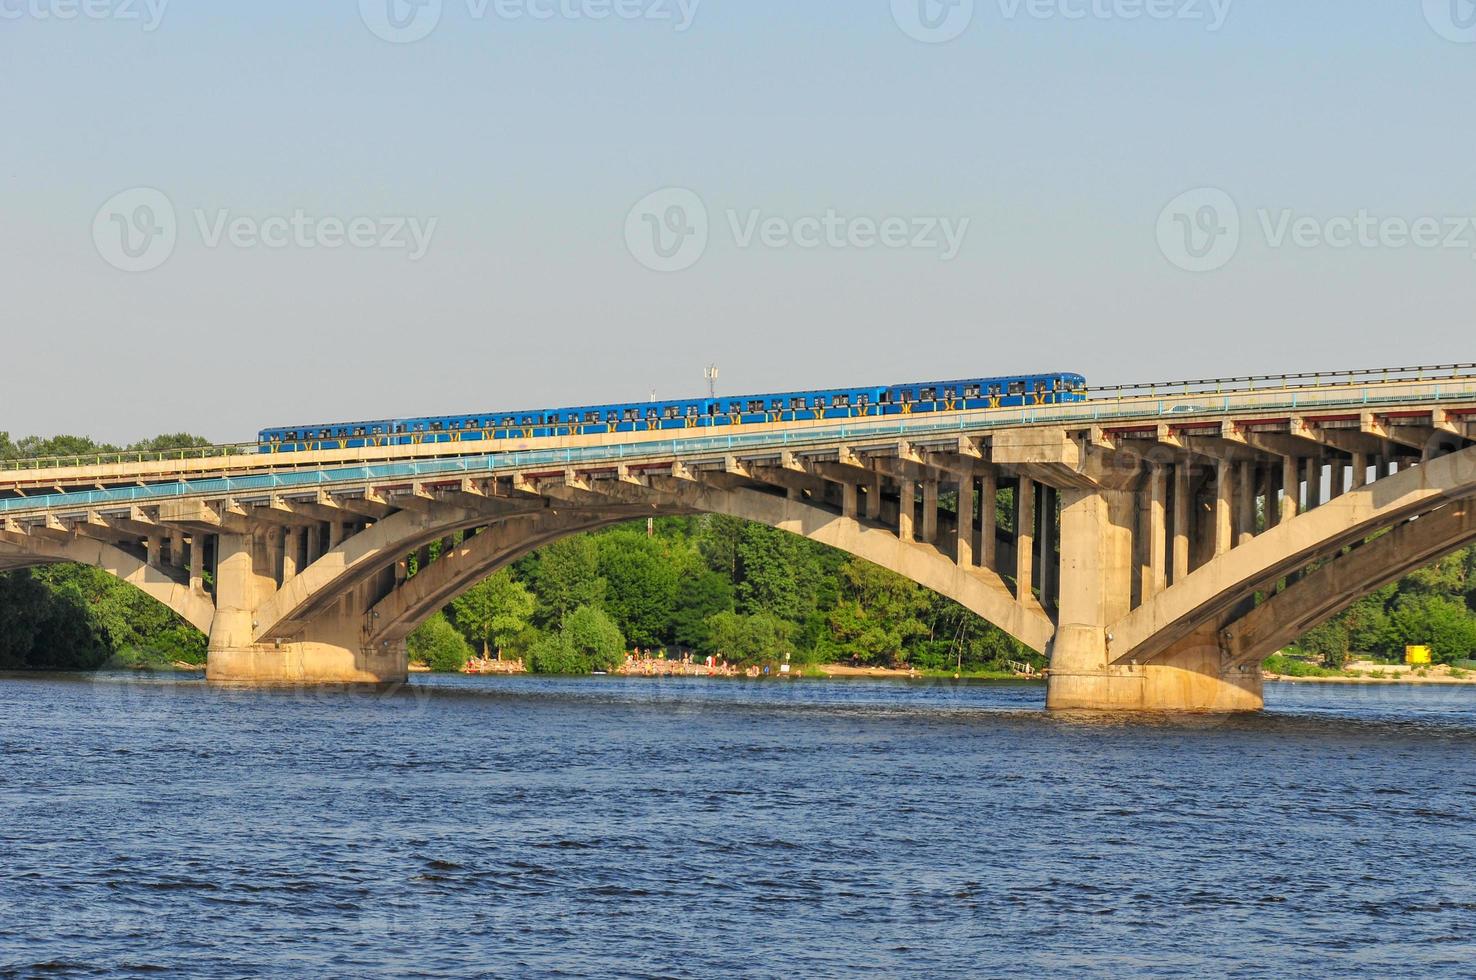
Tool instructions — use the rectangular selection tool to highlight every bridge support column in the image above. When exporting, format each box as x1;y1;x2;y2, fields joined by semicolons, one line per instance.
1046;488;1264;713
205;531;406;687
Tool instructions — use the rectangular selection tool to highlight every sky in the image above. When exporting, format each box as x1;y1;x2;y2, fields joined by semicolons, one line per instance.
2;0;1473;443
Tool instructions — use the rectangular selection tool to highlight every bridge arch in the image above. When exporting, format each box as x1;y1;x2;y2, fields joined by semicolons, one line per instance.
0;533;215;635
359;477;1055;654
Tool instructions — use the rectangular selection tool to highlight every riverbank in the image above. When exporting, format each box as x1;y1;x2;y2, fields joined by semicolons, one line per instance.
1264;660;1476;684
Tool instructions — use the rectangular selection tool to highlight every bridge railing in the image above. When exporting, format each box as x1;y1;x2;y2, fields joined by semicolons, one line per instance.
3;364;1475;483
2;444;259;472
4;379;1476;517
1088;362;1476;401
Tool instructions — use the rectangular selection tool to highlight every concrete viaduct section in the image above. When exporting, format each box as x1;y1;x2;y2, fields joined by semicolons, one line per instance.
0;401;1474;711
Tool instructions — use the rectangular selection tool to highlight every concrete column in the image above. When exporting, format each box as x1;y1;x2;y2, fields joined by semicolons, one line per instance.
305;526;323;564
1262;464;1279;530
865;474;881;521
1236;461;1256;547
921;480;938;543
146;535;162;568
1016;477;1035;604
841;481;858;520
1047;486;1264;712
1038;485;1056;608
328;521;344;550
1214;459;1233;557
897;479;915;543
1149;464;1168;597
169;531;186;568
980;467;998;571
956;473;974;567
1352;452;1368;490
265;528;283;585
282;529;300;584
1281;455;1300;523
1172;461;1191;583
1304;457;1321;511
189;535;205;595
1332;458;1349;499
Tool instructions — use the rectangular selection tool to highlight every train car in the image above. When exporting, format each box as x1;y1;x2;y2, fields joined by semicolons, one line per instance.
257;372;1087;453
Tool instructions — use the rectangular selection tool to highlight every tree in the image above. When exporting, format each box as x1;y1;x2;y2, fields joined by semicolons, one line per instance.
827;559;930;666
563;605;626;672
671;570;734;650
521;536;605;627
407;613;473;672
597;530;678;647
448;569;535;658
703;610;795;665
526;606;625;674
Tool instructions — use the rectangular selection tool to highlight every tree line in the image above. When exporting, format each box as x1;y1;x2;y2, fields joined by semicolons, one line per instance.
2;431;1474;672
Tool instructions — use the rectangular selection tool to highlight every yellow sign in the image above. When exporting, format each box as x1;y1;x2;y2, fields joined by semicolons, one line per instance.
1405;645;1432;665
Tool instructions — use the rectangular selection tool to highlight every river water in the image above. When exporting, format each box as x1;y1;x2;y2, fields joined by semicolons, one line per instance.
2;674;1473;978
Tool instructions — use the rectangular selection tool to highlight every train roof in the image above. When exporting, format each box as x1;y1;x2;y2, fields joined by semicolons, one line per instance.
257;371;1086;434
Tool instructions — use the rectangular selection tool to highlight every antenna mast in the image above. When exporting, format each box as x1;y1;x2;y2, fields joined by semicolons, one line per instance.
704;363;719;398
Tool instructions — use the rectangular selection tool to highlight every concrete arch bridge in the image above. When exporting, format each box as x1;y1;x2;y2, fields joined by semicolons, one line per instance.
2;367;1475;712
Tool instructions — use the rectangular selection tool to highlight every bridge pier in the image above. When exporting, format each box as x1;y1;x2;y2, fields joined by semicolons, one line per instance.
205;531;407;686
1043;486;1264;712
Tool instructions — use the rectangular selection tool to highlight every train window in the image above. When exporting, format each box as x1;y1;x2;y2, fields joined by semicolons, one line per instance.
1035;382;1046;393
431;422;443;431
286;431;298;440
521;416;533;425
646;408;659;421
606;411;617;423
354;428;365;437
790;397;804;410
746;400;761;413
1007;383;1024;396
964;385;980;399
921;387;936;401
663;406;677;420
812;397;824;409
989;384;1002;397
623;409;636;422
686;405;698;418
943;387;956;400
770;400;783;411
858;394;869;406
831;395;845;407
900;389;913;403
879;391;892;404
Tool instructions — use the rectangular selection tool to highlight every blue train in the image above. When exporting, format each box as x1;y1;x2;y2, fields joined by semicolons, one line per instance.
257;371;1088;453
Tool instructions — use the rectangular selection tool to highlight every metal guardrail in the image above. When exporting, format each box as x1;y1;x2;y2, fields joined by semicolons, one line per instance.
5;363;1473;473
3;384;1473;517
1090;362;1476;400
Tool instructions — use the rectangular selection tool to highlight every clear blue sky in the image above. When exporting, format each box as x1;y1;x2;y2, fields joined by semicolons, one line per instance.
2;1;1472;442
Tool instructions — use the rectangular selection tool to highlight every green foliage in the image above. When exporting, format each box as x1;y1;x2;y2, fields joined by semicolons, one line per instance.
1297;620;1350;669
408;613;473;672
704;610;795;665
827;559;930;666
448;569;535;657
519;535;606;627
596;530;678;647
526;606;625;674
1264;654;1347;678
